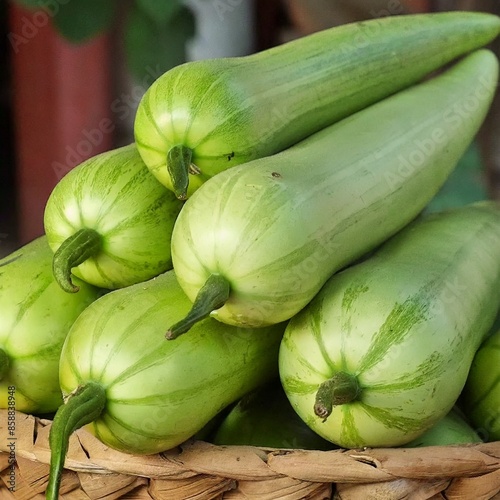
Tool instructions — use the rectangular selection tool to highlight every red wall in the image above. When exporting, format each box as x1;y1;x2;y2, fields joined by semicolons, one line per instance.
9;4;114;243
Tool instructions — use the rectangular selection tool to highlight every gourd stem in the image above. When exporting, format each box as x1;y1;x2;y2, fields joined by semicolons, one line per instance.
166;274;231;340
167;145;194;200
46;382;106;500
314;372;361;421
0;349;9;380
52;228;102;293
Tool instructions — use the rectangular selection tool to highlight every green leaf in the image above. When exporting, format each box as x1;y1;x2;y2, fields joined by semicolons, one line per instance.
134;0;185;25
125;3;195;83
51;0;117;43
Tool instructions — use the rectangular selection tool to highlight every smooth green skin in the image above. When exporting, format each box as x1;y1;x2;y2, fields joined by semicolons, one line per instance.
43;143;183;290
134;11;500;198
0;236;100;413
279;202;500;449
171;50;498;329
404;407;482;447
461;326;500;442
57;270;286;455
212;379;335;450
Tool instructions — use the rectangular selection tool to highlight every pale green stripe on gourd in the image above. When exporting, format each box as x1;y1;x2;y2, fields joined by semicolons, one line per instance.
135;11;500;199
358;405;426;433
333;406;425;445
86;301;169;384
167;49;499;336
8;273;52;339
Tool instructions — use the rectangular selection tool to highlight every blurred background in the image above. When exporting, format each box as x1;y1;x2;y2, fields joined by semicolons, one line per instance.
1;0;499;257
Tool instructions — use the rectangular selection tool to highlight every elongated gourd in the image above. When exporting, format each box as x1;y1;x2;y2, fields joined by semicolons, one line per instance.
46;270;286;500
461;323;500;442
166;49;498;337
0;236;101;414
134;11;500;199
278;202;500;448
43;143;183;292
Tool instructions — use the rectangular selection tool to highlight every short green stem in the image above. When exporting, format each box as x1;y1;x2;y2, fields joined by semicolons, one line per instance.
167;145;195;200
314;372;361;422
52;228;102;293
166;274;231;340
46;382;106;500
0;349;10;380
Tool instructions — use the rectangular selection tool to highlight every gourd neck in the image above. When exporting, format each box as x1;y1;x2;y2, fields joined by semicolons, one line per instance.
314;371;361;421
46;382;106;500
52;228;102;293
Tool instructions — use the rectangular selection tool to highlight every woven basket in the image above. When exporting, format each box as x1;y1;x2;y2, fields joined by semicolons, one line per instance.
1;410;500;499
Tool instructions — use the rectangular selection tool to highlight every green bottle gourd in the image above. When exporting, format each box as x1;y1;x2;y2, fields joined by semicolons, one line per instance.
166;49;498;337
134;11;500;199
43;143;183;292
45;270;286;500
0;236;101;414
279;201;500;448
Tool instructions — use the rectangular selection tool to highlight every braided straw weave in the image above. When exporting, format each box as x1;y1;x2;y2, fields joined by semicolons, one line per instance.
1;410;500;499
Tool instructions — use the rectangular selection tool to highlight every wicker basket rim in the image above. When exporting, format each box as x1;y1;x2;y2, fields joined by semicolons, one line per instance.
2;409;500;485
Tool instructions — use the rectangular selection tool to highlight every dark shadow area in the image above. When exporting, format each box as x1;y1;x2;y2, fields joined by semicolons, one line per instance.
0;2;18;257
